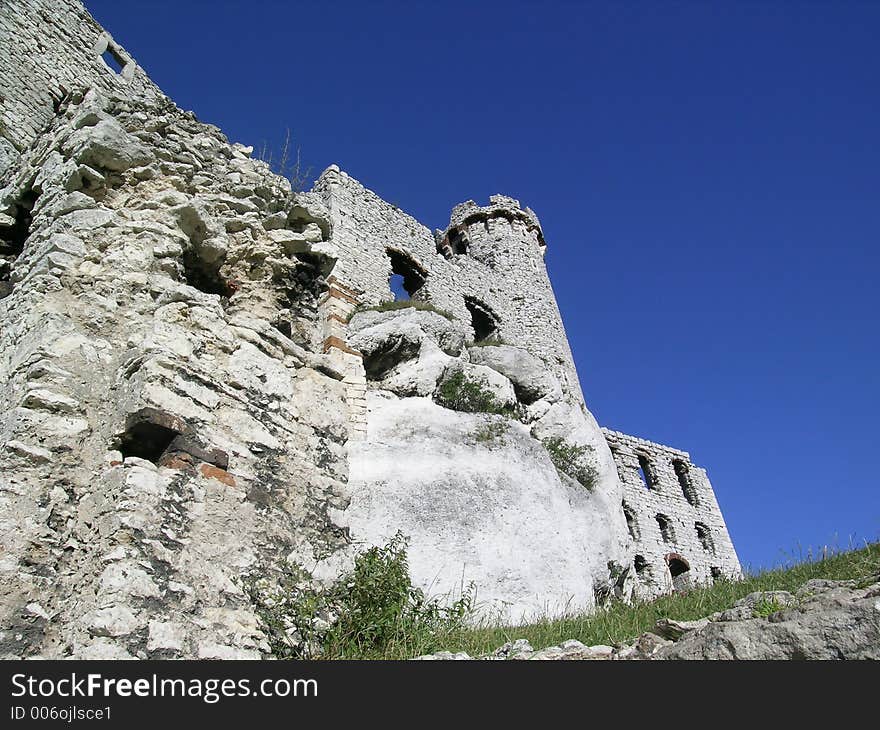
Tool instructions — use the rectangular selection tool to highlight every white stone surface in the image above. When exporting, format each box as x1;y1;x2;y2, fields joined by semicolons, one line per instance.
343;393;629;623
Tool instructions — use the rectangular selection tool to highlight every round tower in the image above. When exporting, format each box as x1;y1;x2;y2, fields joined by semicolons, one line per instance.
437;195;585;404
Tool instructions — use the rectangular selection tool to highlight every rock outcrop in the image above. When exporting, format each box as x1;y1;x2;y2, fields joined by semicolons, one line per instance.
340;307;632;623
0;88;351;659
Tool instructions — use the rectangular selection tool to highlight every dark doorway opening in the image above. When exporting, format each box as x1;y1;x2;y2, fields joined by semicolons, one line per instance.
464;297;498;342
666;554;691;592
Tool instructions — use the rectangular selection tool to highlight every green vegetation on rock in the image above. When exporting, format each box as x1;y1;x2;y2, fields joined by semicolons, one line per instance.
435;369;507;415
542;436;598;490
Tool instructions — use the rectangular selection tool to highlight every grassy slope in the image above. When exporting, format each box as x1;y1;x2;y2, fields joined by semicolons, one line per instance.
346;542;880;659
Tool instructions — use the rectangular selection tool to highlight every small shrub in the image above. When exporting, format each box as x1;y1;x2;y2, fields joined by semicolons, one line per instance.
360;299;455;321
241;562;324;659
752;595;785;618
244;532;476;659
542;436;598;490
435;369;505;414
257;128;312;192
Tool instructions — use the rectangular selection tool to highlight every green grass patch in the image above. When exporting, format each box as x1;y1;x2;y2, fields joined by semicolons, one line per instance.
414;541;880;659
751;594;785;618
435;368;507;415
471;419;508;446
542;436;598;490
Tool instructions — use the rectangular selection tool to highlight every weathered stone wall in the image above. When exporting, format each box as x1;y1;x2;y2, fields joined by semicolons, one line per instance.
0;2;359;655
0;0;163;181
312;168;585;402
603;428;741;599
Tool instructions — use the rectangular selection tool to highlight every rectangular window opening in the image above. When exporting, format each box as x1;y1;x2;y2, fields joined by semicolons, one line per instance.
102;47;126;75
637;454;654;490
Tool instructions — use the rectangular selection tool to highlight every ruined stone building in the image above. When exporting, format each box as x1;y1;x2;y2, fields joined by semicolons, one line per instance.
0;0;740;658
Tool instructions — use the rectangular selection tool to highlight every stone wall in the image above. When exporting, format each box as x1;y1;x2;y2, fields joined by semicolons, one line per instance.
312;167;585;403
0;1;359;656
0;0;163;181
603;428;741;599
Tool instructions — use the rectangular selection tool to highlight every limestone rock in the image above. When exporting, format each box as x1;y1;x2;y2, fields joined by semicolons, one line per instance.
491;638;534;659
413;651;473;660
468;344;562;404
652;617;711;640
655;580;880;660
349;307;468;374
341;393;624;623
67;118;153;172
715;590;797;622
528;640;615;660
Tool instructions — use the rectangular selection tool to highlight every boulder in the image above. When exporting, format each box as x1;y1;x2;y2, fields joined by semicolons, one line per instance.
655;580;880;660
348;307;468;381
468;344;562;404
435;361;517;412
68;118;153;172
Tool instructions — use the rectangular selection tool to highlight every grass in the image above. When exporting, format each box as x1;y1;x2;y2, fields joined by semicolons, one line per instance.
541;436;598;490
420;541;880;659
751;594;785;618
246;530;879;661
471;419;508;446
359;299;455;321
435;368;508;415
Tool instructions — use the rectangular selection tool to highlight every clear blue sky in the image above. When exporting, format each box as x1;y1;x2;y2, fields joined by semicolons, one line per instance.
84;0;879;571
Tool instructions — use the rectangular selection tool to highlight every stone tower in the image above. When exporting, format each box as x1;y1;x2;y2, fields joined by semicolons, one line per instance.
313;171;585;405
438;196;585;403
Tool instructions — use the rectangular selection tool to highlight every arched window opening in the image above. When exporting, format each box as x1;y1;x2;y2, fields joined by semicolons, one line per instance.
695;522;714;553
673;458;698;506
634;554;649;577
666;553;691;592
464;297;499;342
622;501;640;541
387;249;426;301
656;513;674;543
637;454;655;490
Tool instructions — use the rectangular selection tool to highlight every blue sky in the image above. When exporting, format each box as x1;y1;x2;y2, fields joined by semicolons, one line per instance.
84;0;879;571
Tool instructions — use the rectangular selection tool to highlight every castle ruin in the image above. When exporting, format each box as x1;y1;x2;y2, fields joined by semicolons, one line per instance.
0;0;740;658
